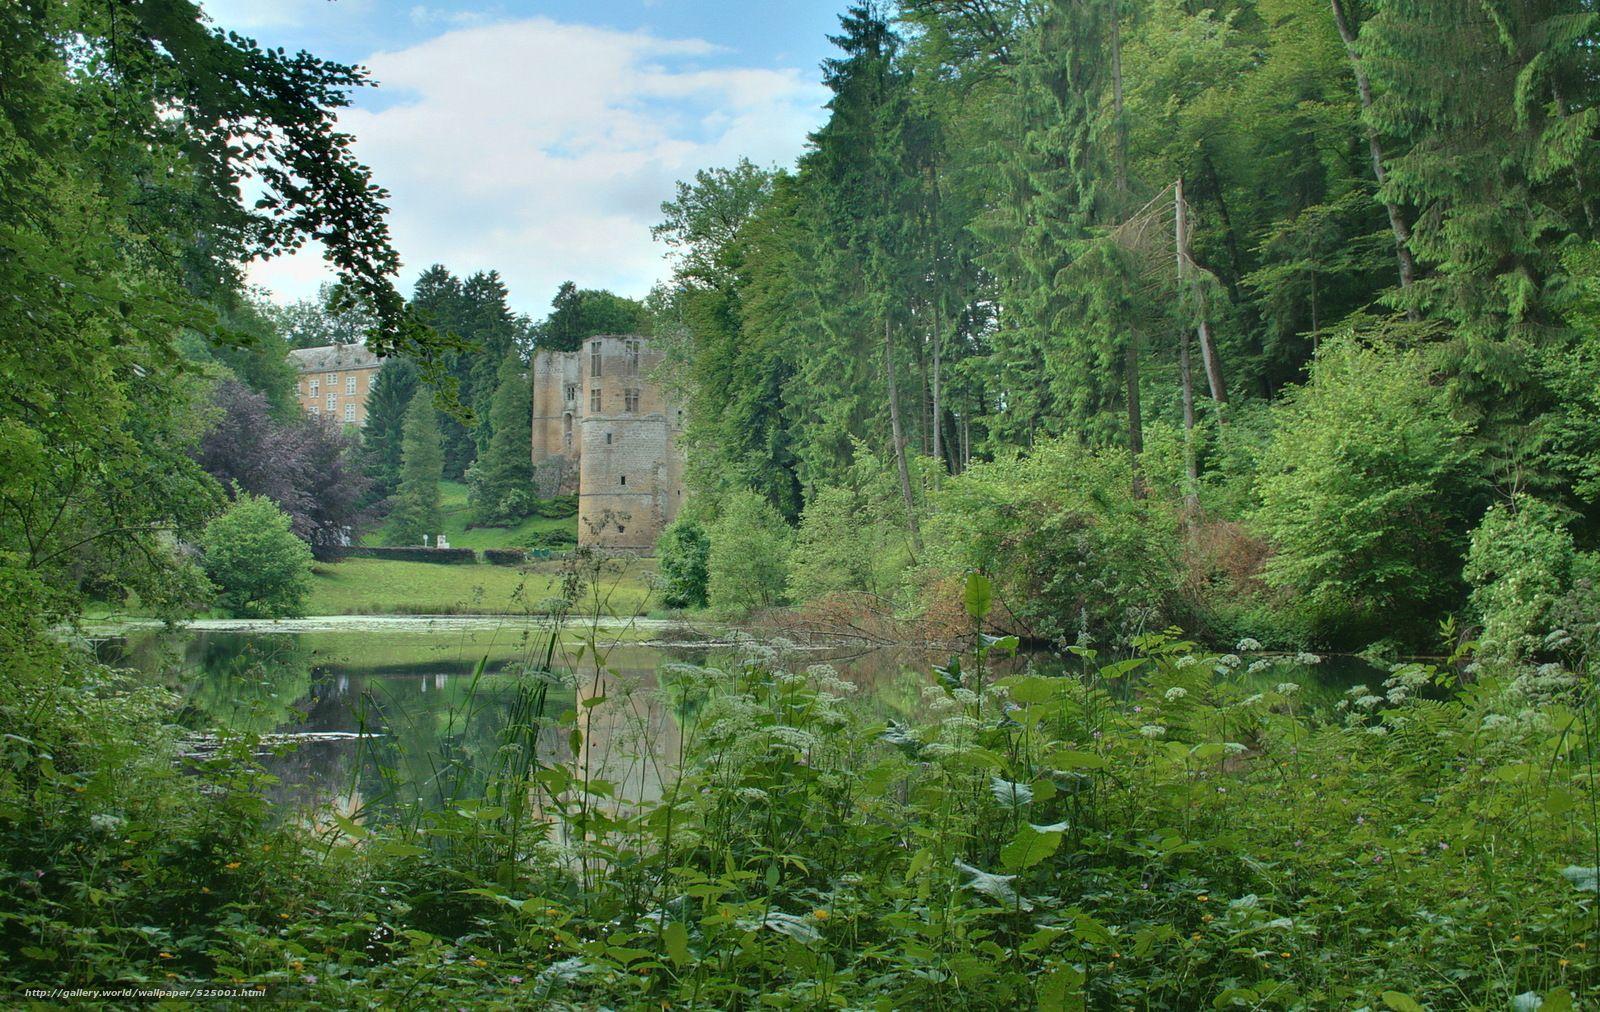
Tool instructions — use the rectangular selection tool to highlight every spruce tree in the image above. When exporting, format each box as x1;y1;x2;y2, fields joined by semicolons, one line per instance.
361;357;418;504
469;352;534;525
387;395;444;545
1362;0;1599;447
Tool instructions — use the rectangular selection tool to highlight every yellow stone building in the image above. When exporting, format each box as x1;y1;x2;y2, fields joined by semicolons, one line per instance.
288;344;383;425
530;335;686;551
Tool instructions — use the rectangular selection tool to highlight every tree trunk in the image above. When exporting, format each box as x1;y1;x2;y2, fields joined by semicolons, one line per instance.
1179;328;1199;520
885;316;922;554
1111;7;1128;207
1176;176;1228;410
1330;0;1420;300
1125;330;1145;498
932;302;943;486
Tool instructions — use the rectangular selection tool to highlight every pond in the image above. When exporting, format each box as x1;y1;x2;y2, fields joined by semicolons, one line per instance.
91;617;1385;818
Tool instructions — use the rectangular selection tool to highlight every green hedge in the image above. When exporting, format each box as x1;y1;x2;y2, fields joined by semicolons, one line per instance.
482;548;529;566
313;546;479;565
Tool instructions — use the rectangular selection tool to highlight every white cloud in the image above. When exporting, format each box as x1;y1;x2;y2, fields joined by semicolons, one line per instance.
247;17;826;313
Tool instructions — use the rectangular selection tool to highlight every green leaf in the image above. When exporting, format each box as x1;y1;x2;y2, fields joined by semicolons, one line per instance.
1037;961;1085;1011
663;921;690;967
999;822;1065;870
1072;913;1112;945
1561;865;1598;892
964;572;994;620
1050;749;1108;770
1382;991;1426;1012
954;860;1032;911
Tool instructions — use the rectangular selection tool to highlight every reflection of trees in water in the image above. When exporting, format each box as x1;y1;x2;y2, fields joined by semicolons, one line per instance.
182;633;317;733
105;629;1385;822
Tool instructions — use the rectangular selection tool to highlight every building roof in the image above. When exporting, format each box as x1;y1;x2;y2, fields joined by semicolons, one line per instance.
287;344;383;373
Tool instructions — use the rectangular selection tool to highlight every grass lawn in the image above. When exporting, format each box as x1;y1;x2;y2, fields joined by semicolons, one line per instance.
305;556;656;616
366;481;577;550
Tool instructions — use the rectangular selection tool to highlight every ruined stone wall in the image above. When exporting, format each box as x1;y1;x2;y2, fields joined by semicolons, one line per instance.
530;335;685;551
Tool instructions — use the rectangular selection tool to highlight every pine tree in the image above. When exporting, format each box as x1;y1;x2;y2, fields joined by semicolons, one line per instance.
469;352;534;525
387;395;444;545
461;270;521;456
1362;0;1599;447
361;357;418;504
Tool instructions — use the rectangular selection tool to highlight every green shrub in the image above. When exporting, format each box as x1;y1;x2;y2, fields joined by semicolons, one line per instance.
924;439;1179;643
535;494;579;519
199;494;312;617
656;514;710;608
1464;493;1575;666
707;490;791;615
524;527;578;550
1252;338;1484;643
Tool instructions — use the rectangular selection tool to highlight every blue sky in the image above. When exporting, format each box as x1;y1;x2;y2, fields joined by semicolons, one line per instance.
201;0;846;315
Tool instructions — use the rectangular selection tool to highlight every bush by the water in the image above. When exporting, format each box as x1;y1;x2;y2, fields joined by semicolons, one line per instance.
924;439;1179;643
706;490;791;615
199;494;312;617
655;514;710;608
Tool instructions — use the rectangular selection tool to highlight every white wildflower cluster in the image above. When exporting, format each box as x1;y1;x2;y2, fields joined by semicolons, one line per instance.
1139;724;1167;739
1480;713;1513;731
950;687;980;707
1238;693;1264;708
1505;663;1577;708
1294;652;1323;666
1217;654;1243;669
1354;695;1383;710
806;664;859;695
1175;655;1198;669
768;725;819;754
1224;742;1247;756
1163;686;1188;702
89;813;124;834
1235;638;1263;652
1247;659;1273;675
1275;682;1301;696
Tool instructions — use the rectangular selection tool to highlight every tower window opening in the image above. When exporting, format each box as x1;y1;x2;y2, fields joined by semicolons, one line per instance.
619;475;626;486
591;341;602;377
605;432;613;445
624;387;640;413
590;388;601;412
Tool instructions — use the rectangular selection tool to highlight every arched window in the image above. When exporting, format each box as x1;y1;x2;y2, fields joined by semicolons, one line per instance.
563;412;573;448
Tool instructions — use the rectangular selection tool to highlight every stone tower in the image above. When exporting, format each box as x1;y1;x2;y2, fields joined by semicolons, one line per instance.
530;335;686;551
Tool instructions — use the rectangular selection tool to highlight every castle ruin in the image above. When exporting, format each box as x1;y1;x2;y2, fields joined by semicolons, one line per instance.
530;335;686;551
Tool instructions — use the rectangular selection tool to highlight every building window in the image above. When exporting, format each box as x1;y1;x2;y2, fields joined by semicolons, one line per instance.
624;388;639;413
325;372;336;386
326;393;337;411
310;379;319;396
565;384;576;404
619;475;626;486
625;339;640;374
344;404;356;422
590;388;601;412
310;404;320;416
346;375;357;395
563;412;573;448
605;432;613;445
590;341;602;377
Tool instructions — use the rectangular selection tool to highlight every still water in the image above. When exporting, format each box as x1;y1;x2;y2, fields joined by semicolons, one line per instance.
92;617;1382;817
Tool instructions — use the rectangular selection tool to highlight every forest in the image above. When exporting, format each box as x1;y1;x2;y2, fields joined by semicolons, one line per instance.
2;0;1599;1007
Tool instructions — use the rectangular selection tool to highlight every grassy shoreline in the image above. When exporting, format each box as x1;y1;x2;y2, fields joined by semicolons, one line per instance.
304;556;656;616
